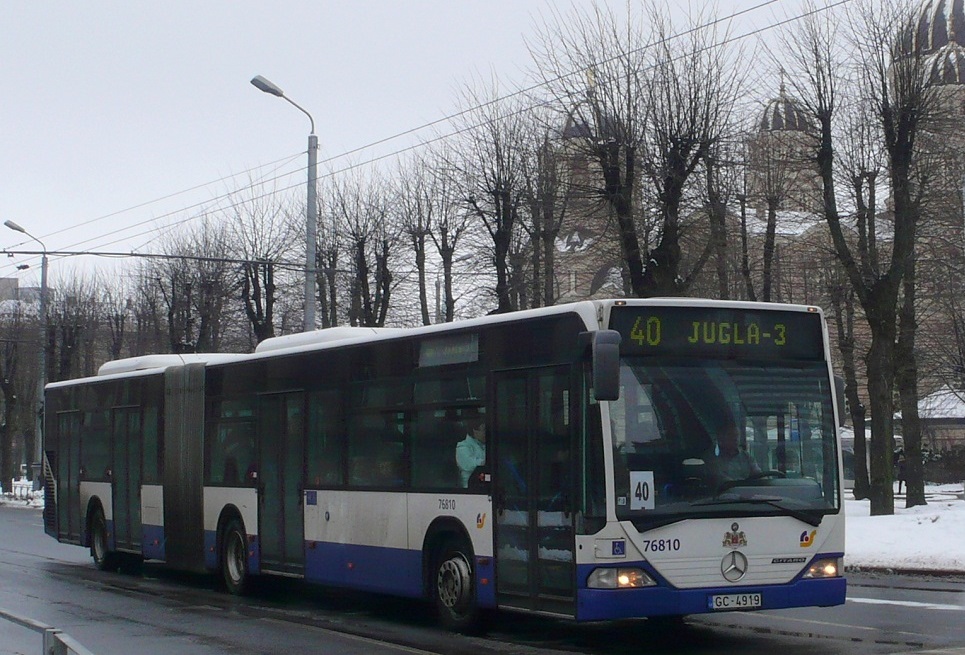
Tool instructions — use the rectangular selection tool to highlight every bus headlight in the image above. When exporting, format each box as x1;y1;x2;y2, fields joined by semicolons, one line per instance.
587;567;657;589
802;558;841;578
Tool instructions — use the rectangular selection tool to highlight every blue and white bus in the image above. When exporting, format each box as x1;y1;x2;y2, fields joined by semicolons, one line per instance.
42;299;846;630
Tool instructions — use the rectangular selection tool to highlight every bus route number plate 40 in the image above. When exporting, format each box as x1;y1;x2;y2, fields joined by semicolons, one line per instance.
709;593;762;611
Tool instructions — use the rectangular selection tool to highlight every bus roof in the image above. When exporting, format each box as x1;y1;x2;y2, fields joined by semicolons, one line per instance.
48;298;825;386
96;353;245;376
254;327;407;353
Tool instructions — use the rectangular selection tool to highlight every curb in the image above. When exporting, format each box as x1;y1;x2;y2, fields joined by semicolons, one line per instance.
846;565;965;578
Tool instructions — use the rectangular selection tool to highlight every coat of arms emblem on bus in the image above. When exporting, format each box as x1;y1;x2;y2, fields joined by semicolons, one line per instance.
723;522;747;548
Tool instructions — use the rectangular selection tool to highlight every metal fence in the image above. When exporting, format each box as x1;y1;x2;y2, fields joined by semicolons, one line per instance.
0;606;96;655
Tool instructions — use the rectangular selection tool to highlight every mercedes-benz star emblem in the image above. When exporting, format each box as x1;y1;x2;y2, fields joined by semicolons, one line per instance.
721;550;749;582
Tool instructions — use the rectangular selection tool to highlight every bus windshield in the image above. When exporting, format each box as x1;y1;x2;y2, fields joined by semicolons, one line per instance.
610;357;839;527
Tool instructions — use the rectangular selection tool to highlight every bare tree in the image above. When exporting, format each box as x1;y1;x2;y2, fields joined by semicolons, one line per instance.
425;151;475;323
220;180;300;343
151;219;236;353
396;155;436;325
328;172;399;327
640;9;742;295
43;273;103;382
102;280;132;361
317;198;344;329
130;266;168;355
531;4;742;297
518;113;576;308
785;0;937;514
530;3;650;296
451;79;529;313
703;137;750;300
0;302;27;487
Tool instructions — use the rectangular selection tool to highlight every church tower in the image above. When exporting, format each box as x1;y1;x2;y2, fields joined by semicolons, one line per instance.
745;81;821;219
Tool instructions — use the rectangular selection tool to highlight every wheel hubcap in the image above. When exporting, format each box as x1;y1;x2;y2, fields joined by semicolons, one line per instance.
438;553;471;611
93;521;106;561
227;533;245;583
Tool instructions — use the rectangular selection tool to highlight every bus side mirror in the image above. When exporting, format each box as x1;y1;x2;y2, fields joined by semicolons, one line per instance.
834;375;847;428
591;330;621;401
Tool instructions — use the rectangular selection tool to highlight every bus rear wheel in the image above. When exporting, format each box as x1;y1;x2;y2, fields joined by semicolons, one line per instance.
90;507;119;571
221;518;250;595
433;538;482;633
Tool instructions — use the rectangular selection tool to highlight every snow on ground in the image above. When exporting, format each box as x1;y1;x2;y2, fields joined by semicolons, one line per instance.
3;483;964;573
846;483;965;572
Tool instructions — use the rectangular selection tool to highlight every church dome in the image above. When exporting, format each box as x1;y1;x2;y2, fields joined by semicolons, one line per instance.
910;0;965;54
928;41;965;84
758;86;810;133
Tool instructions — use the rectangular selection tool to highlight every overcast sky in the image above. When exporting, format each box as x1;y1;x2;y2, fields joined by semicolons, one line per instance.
0;1;813;285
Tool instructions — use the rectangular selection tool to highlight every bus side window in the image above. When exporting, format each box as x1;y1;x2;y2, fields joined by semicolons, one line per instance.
223;456;240;486
375;440;404;487
410;410;460;489
307;390;344;486
348;420;405;487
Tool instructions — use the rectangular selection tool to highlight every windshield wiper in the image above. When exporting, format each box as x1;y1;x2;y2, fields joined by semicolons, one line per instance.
691;495;823;526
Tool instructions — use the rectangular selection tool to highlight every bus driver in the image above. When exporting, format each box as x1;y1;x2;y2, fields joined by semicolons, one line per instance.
706;419;761;485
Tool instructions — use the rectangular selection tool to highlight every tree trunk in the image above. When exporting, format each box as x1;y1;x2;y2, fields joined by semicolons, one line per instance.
762;197;779;302
897;255;926;507
865;326;896;516
707;160;729;299
415;234;430;326
830;285;870;499
737;195;757;301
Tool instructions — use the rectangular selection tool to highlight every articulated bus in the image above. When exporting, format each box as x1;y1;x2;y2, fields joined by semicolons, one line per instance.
42;299;846;630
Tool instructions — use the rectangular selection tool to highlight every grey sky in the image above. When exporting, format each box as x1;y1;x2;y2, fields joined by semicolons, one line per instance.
1;1;809;285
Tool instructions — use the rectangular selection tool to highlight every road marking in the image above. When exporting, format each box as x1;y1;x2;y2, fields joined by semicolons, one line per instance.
848;597;965;612
706;611;925;638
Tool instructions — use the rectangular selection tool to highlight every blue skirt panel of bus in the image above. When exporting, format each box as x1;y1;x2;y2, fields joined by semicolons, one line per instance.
574;559;846;621
105;520;116;552
305;541;424;596
303;542;497;607
142;524;165;561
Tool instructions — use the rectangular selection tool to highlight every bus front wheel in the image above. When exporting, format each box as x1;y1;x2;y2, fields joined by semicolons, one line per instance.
433;538;481;633
221;518;250;595
90;507;119;571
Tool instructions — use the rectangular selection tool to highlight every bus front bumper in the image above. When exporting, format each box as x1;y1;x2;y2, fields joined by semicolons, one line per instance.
575;575;846;621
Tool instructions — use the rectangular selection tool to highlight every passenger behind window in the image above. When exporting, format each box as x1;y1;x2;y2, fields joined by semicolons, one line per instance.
455;413;486;487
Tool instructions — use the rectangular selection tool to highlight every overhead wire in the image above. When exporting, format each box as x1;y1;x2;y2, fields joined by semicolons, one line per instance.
2;150;306;272
3;0;807;263
3;0;851;277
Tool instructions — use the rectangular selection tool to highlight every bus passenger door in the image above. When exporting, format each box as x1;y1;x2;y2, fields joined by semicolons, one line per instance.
55;411;82;542
111;407;142;550
493;366;575;616
258;392;306;573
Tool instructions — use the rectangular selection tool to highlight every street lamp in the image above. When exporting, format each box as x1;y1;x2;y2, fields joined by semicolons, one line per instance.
4;219;47;479
250;75;318;331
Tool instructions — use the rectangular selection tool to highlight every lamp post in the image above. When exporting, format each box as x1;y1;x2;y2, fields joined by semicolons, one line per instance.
250;75;318;332
4;219;47;478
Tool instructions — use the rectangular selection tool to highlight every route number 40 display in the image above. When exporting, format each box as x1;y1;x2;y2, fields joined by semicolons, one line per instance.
629;471;655;510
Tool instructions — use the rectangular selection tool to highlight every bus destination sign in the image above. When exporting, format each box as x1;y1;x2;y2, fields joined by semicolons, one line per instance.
609;306;824;360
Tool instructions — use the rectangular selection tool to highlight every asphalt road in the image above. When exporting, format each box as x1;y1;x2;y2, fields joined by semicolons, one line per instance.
2;502;964;655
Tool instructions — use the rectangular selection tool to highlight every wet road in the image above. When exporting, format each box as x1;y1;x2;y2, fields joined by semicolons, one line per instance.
1;504;963;655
